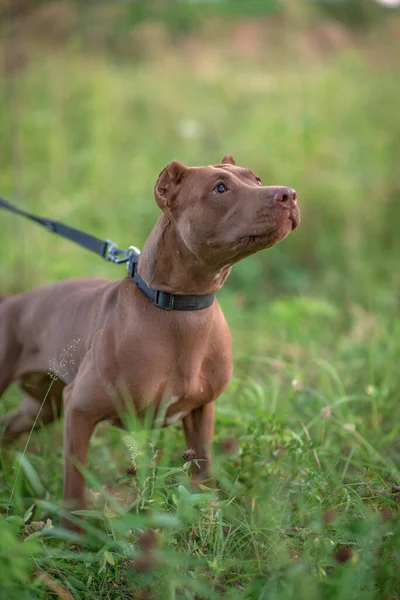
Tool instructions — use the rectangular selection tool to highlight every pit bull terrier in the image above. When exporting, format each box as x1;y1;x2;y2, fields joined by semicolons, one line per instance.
0;155;300;529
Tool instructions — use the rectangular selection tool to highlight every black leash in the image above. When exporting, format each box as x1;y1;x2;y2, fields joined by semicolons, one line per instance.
0;196;111;258
0;196;214;311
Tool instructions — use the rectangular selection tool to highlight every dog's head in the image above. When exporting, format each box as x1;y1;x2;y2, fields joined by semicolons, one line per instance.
154;156;300;269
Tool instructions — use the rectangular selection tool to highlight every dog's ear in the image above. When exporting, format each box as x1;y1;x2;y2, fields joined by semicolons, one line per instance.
154;161;187;210
221;155;236;166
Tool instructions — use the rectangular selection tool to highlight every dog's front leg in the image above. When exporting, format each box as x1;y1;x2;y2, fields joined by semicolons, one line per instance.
182;401;215;486
61;385;97;531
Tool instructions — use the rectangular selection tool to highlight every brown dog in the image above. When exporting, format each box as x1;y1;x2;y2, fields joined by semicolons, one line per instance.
0;155;299;529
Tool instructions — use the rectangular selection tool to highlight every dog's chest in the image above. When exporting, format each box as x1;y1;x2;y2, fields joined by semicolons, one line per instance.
107;300;233;425
162;386;210;425
164;395;189;425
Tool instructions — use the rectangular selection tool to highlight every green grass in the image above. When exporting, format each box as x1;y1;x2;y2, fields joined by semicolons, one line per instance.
1;4;400;598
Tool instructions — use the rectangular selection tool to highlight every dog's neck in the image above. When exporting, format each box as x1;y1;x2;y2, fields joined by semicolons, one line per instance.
137;215;231;295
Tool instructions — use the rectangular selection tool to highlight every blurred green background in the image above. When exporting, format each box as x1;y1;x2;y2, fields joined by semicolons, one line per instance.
1;0;399;313
1;2;400;599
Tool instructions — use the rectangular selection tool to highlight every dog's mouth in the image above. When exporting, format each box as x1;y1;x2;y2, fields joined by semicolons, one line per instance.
288;203;301;230
238;231;283;251
246;212;300;242
289;213;300;230
230;208;300;261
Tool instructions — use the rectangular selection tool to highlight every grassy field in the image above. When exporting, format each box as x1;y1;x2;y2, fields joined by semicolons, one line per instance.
1;3;400;598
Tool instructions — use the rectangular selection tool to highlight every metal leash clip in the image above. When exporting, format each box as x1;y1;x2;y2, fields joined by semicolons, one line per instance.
105;240;141;264
105;240;129;264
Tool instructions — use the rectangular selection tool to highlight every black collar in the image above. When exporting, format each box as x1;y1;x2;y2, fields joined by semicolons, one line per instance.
127;254;215;311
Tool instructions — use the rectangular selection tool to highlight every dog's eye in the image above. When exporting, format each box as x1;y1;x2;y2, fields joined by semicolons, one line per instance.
215;183;227;194
256;177;262;186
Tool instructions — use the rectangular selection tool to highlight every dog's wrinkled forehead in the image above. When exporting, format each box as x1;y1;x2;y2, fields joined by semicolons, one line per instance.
213;163;258;181
184;163;260;190
212;154;259;182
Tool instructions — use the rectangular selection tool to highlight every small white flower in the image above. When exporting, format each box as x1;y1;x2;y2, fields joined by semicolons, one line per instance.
344;423;356;432
177;119;201;139
374;0;400;7
292;379;303;392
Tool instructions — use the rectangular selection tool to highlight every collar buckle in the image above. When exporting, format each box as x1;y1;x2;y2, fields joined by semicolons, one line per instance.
154;290;174;310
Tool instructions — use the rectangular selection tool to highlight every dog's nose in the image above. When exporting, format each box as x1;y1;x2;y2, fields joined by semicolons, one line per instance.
274;187;297;205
